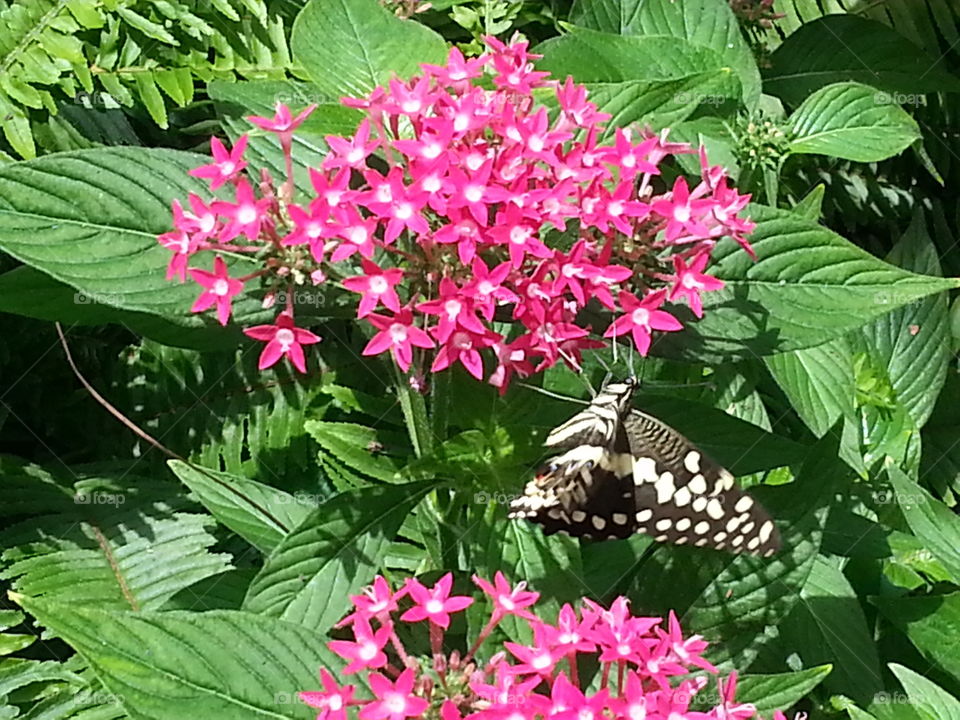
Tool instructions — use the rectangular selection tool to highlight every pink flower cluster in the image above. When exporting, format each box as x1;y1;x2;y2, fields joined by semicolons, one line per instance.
159;37;755;385
300;572;795;720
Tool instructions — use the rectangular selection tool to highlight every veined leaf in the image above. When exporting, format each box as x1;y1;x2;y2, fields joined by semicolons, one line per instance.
777;556;882;703
243;481;435;631
15;596;343;719
765;15;960;106
569;0;761;108
787;82;920;162
890;664;960;720
291;0;447;99
167;460;316;554
654;204;960;362
876;593;960;686
0;147;266;324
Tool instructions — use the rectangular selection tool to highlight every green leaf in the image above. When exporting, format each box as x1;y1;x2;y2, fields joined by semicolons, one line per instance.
778;556;882;703
305;420;407;485
635;392;806;475
765;15;960;107
243;481;435;631
678;437;834;670
765;336;856;437
876;593;960;686
569;0;761;108
890;664;960;720
291;0;447;99
654;204;960;362
787;82;920;162
0;147;265;324
134;72;168;128
724;665;833;716
0;265;237;351
167;460;315;554
888;463;960;583
15;595;343;719
860;210;951;429
536;28;731;83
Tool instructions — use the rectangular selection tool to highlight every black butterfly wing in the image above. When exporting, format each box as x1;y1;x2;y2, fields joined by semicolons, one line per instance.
625;409;781;556
509;425;638;540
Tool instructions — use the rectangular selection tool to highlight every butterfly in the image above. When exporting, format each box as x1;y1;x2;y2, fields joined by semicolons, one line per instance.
508;378;781;556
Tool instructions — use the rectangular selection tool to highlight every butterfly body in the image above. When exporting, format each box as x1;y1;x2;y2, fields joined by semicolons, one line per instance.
508;379;781;556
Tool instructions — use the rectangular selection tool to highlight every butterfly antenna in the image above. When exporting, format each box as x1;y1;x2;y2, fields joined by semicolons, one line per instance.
517;382;591;405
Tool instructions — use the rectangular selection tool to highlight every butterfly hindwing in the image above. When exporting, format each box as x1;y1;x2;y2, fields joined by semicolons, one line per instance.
509;378;782;556
624;410;781;556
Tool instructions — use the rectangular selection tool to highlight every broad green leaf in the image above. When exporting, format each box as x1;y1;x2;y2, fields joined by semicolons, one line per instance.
778;556;882;703
787;83;920;162
0;265;238;351
1;507;232;612
888;464;960;583
0;147;265;324
243;481;434;631
569;0;761;108
291;0;447;99
536;28;730;83
15;595;342;719
861;210;950;429
765;336;856;437
167;460;315;554
636;392;806;475
765;15;960;107
654;204;960;362
305;420;408;484
876;593;960;685
581;71;741;138
679;438;834;670
890;664;960;720
723;665;832;716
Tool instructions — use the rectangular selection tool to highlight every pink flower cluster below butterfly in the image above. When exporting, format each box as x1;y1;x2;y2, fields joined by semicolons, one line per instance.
160;36;755;384
300;572;800;720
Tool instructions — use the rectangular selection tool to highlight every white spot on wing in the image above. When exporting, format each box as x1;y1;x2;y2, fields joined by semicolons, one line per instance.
654;472;676;504
684;451;701;473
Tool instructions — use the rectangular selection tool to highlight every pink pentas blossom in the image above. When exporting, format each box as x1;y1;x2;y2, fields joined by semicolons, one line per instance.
605;289;684;355
189;135;248;190
328;615;392;674
243;310;321;373
189;256;243;326
343;259;404;318
400;573;474;629
362;308;435;372
161;34;756;380
302;573;794;720
298;669;357;720
360;670;428;720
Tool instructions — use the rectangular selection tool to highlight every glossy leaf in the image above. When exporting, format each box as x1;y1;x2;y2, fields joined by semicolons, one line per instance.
765;15;960;107
787;82;920;162
15;595;343;719
243;481;435;631
291;0;447;100
569;0;761;107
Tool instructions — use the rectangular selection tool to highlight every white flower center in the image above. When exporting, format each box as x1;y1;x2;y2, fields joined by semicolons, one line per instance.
674;205;691;222
389;323;408;344
369;276;388;294
444;299;462;319
631;308;650;326
347;148;364;164
384;692;407;714
425;599;444;614
237;205;257;225
395;203;413;220
348;227;368;245
465;185;484;203
358;642;377;661
213;279;230;296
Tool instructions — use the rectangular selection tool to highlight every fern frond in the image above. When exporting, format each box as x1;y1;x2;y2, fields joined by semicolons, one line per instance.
0;0;291;158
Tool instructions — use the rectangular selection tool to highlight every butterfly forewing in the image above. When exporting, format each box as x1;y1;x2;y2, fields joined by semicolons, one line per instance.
509;379;781;557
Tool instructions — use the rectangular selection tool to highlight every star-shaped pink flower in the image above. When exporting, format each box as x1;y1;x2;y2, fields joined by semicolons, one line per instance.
400;573;474;629
604;289;683;356
361;308;435;372
189;135;248;190
342;259;404;318
298;668;357;720
243;311;321;373
359;669;428;720
189;256;244;326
